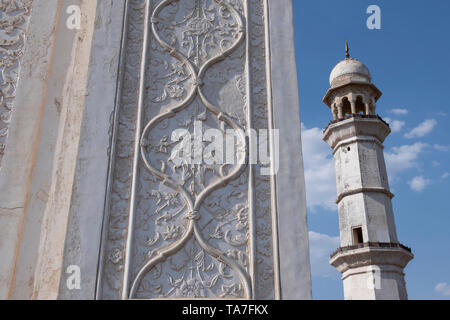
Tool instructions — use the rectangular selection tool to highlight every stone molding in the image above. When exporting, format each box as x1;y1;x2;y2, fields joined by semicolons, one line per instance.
329;243;414;275
323;115;391;149
335;187;395;204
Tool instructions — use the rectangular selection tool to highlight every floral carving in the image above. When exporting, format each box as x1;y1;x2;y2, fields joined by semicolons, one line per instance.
127;0;250;300
0;0;33;165
109;248;124;265
155;0;242;66
99;0;277;300
135;238;244;299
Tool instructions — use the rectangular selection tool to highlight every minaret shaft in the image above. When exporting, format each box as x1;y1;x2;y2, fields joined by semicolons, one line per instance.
325;117;397;246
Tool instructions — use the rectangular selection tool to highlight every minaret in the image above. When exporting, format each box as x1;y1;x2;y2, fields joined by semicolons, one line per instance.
323;43;413;300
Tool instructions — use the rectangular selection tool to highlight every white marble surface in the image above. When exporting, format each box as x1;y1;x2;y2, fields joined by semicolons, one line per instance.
267;0;312;300
0;0;312;300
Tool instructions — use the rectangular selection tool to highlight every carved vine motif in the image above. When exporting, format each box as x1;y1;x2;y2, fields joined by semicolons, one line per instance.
0;0;33;166
135;237;245;299
248;0;275;300
127;0;250;299
99;0;276;300
100;0;147;298
155;0;243;67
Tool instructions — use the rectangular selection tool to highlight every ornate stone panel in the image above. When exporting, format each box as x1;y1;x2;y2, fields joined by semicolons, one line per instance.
97;0;278;300
0;0;33;167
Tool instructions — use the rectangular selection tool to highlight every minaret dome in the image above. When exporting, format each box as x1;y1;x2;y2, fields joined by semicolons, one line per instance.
329;58;372;87
323;43;382;121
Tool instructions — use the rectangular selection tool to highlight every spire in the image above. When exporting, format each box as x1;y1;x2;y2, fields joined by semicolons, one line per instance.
345;40;350;59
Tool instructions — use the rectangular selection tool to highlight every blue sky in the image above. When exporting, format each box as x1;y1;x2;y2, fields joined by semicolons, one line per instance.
292;0;450;299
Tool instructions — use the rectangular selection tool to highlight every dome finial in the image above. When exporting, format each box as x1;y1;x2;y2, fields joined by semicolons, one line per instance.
345;40;350;59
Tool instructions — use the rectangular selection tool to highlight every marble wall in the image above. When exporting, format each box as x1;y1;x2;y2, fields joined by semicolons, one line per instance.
0;0;311;300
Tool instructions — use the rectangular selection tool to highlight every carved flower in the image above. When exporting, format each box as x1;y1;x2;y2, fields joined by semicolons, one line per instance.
164;192;180;206
156;136;169;154
235;75;246;96
179;278;205;298
218;22;237;37
163;225;180;241
167;84;184;100
235;205;248;231
210;226;224;240
187;18;213;36
0;0;19;14
109;248;124;265
220;283;243;298
172;62;185;76
156;212;173;226
226;250;248;268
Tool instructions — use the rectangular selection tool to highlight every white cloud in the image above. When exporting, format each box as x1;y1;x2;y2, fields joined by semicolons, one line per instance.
301;124;337;211
384;117;406;133
432;161;440;167
434;144;450;152
435;282;450;296
408;176;431;192
405;119;438;139
385;142;428;179
309;231;340;278
390;108;408;116
442;173;450;180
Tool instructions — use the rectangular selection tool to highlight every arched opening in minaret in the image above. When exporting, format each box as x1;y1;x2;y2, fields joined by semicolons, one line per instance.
356;96;365;115
341;97;351;117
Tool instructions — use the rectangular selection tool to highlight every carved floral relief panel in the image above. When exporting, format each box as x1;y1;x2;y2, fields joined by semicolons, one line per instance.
0;0;33;166
98;0;276;300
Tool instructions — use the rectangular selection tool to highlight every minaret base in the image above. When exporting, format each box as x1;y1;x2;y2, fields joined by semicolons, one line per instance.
330;243;413;300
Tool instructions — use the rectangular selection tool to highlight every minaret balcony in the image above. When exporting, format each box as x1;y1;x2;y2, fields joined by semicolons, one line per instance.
323;114;391;152
330;242;414;275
